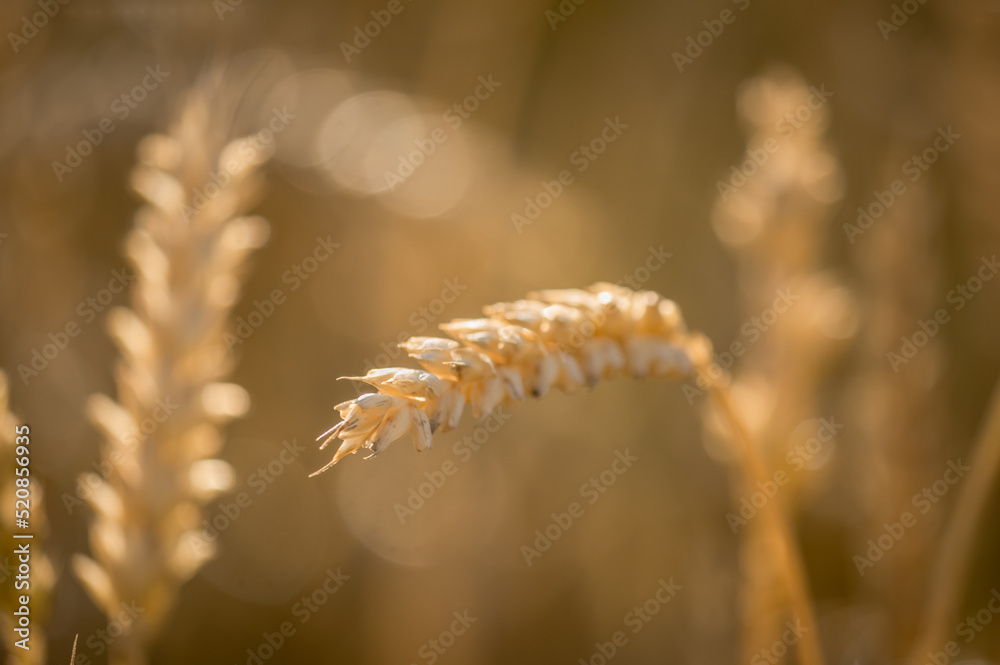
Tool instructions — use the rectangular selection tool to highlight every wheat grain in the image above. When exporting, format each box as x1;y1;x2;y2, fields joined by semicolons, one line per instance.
71;76;270;665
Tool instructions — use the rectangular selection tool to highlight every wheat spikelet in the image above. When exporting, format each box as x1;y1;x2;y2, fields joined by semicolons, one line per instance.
0;370;54;665
70;77;270;665
314;282;710;473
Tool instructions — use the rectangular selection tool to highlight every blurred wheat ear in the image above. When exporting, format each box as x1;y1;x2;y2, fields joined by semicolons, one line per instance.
0;369;54;665
71;74;271;665
711;66;852;663
316;283;824;665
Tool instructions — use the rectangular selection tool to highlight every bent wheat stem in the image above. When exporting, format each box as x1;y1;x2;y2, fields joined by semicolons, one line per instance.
701;371;825;665
911;377;1000;660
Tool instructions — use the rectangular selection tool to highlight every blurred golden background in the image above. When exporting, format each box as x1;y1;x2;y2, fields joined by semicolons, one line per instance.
1;0;999;664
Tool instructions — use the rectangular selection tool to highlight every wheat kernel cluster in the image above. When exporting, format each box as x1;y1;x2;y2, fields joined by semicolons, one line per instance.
315;282;712;474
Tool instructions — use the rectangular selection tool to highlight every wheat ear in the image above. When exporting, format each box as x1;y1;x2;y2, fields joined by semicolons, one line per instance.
71;82;270;665
314;283;824;665
0;369;54;665
313;283;708;471
711;67;846;664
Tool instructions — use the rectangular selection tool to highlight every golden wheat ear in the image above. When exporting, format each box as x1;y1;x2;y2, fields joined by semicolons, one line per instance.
316;282;826;665
315;283;712;471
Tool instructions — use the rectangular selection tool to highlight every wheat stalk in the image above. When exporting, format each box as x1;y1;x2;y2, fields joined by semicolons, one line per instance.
0;370;54;665
908;5;1000;657
911;377;1000;660
854;153;946;653
710;66;850;664
71;78;270;665
314;282;824;665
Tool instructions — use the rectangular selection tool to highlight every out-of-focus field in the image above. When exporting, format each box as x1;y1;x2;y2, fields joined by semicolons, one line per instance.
0;1;998;664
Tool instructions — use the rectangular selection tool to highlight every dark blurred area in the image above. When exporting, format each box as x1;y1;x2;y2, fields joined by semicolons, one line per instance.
1;0;999;664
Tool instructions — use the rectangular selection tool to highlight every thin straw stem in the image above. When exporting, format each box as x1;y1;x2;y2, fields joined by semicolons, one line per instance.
705;376;825;665
911;377;1000;660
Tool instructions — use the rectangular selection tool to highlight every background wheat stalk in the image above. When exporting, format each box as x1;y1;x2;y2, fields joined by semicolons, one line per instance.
316;282;824;665
70;77;270;665
911;378;1000;660
852;142;947;654
709;67;853;663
